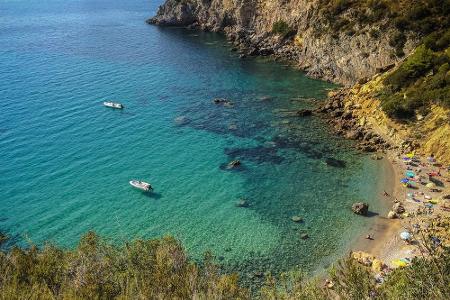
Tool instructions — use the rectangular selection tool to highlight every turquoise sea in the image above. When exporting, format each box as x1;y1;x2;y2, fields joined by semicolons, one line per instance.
1;0;388;283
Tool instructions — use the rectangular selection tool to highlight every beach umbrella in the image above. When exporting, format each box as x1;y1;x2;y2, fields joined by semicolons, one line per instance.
392;259;408;267
406;153;414;158
426;182;436;188
406;171;415;178
400;231;411;240
401;178;409;183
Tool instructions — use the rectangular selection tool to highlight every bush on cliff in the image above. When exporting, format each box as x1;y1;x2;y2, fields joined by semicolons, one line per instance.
272;21;295;38
381;31;450;119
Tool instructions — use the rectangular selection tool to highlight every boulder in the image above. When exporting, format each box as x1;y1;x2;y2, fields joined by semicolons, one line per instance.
331;110;343;118
296;109;313;117
227;160;241;169
341;111;353;120
392;202;405;214
213;98;233;106
352;251;375;266
387;211;397;219
291;216;303;223
352;202;369;216
346;130;362;140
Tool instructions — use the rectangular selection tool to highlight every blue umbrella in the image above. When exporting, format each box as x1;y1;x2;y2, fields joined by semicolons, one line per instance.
406;171;415;178
401;178;409;183
400;231;411;240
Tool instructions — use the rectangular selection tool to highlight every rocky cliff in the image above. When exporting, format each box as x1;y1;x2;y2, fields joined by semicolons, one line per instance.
317;74;450;165
148;0;419;86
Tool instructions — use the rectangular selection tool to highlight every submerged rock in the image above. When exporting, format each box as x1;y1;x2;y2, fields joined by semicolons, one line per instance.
236;198;250;208
213;98;234;107
227;160;241;169
325;157;346;168
352;202;369;216
296;109;313;117
224;146;284;165
174;116;190;126
300;233;309;240
291;216;303;223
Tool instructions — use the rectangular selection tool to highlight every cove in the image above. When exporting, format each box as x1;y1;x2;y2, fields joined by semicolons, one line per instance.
0;0;387;285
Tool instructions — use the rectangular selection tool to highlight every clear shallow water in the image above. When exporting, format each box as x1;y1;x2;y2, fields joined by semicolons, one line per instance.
1;0;386;283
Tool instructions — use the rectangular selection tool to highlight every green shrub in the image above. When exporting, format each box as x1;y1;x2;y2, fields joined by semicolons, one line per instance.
385;45;435;90
2;227;450;299
389;31;407;57
0;232;248;299
272;20;295;37
381;33;450;119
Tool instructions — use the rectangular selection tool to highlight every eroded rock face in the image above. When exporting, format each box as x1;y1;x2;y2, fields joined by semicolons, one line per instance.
352;202;369;216
148;0;417;86
148;0;197;26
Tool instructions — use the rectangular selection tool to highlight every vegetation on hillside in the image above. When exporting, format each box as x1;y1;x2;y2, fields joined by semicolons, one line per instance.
1;228;450;299
311;1;450;120
380;30;450;119
317;0;450;57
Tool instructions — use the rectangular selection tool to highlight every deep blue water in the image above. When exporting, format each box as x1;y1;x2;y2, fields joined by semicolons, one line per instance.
0;0;387;282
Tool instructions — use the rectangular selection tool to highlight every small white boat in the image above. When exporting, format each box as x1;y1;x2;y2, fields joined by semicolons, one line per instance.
129;180;152;191
103;101;124;109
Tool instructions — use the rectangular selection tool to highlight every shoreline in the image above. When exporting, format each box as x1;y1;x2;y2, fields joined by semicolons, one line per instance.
350;152;402;262
347;146;450;270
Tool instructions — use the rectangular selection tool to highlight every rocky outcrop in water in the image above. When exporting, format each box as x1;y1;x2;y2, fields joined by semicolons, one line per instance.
352;202;369;216
148;0;419;86
316;88;390;153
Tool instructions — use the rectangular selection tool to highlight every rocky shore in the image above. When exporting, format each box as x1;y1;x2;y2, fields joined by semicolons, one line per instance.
315;88;390;154
148;0;418;86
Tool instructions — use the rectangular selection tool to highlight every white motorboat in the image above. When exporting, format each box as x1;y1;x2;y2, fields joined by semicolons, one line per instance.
103;101;124;109
129;180;152;191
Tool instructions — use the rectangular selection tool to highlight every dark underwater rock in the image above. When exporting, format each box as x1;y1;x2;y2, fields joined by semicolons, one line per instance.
227;160;241;168
325;157;346;168
213;98;234;107
224;146;284;165
296;109;313;117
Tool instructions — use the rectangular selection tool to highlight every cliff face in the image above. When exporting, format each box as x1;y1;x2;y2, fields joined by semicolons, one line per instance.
319;75;450;165
149;0;417;86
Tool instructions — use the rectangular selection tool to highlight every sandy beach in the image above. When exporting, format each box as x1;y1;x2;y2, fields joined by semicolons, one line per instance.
350;148;450;271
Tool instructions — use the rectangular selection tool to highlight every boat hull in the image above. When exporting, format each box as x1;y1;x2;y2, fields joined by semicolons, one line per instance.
129;180;152;192
103;102;124;109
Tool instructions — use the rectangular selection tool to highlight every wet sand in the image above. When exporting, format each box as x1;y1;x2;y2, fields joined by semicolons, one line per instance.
350;154;402;261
